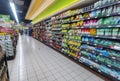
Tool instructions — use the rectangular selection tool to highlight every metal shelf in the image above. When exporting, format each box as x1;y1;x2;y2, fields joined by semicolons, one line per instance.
82;1;120;13
82;35;120;40
79;56;120;81
82;41;120;52
81;53;120;71
80;48;120;63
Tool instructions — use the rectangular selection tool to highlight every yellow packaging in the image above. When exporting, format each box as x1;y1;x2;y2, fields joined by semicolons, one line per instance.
90;28;97;36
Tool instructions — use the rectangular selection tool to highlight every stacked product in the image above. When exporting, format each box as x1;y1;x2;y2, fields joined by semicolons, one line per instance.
61;24;69;55
32;24;41;40
61;22;81;58
33;27;40;40
4;35;14;58
82;36;120;51
32;0;120;80
79;1;120;80
51;17;62;51
39;22;47;42
0;33;6;51
45;19;52;45
0;34;14;58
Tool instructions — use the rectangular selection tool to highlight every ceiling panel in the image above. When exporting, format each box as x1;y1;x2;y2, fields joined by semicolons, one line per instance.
0;0;15;21
0;0;31;23
15;0;24;5
15;0;31;23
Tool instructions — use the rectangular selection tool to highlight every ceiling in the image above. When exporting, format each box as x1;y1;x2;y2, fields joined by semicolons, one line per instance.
0;0;31;23
0;0;96;24
25;0;96;24
0;0;13;19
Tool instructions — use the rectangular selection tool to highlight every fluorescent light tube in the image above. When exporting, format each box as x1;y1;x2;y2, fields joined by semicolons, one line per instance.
9;0;19;23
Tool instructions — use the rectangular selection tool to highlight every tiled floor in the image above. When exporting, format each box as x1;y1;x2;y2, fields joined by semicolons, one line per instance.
8;35;105;81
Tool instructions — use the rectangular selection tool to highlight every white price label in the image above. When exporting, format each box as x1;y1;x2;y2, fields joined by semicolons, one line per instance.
107;65;111;67
98;70;101;73
112;37;116;39
90;66;93;68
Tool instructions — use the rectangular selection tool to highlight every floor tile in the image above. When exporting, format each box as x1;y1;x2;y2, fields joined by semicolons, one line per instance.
69;78;77;81
8;35;105;81
38;78;48;81
28;77;38;81
46;75;56;81
56;77;66;81
63;74;73;81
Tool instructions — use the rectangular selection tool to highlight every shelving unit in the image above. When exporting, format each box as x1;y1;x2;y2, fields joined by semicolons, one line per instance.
50;17;62;51
45;19;52;45
0;32;18;60
0;45;9;81
32;0;120;81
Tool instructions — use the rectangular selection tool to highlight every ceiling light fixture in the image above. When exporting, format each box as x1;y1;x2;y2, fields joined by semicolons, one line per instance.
9;0;19;23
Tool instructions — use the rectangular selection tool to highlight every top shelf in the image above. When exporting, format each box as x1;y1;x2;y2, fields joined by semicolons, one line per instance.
60;1;120;19
88;1;120;13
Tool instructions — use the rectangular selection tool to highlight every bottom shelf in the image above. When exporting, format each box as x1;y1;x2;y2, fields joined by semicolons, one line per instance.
0;66;8;81
79;57;120;81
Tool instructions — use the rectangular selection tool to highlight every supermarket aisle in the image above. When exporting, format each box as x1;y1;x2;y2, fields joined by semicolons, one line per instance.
8;35;105;81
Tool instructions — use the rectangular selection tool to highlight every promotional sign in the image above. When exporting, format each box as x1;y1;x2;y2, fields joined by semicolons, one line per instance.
0;14;11;27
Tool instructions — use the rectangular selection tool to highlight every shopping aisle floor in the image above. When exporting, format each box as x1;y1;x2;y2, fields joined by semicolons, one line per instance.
8;35;105;81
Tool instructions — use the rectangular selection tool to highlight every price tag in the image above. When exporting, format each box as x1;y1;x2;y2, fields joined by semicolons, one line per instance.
92;51;95;53
79;60;83;63
107;65;111;67
96;26;99;28
88;57;90;59
112;57;116;59
94;44;97;46
98;70;101;73
108;25;112;27
112;37;116;39
90;66;93;68
116;25;120;27
95;60;98;62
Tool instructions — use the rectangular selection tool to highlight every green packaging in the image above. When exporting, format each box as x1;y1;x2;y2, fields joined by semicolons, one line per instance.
116;4;120;13
98;19;104;25
104;28;112;36
112;28;119;37
118;28;120;37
